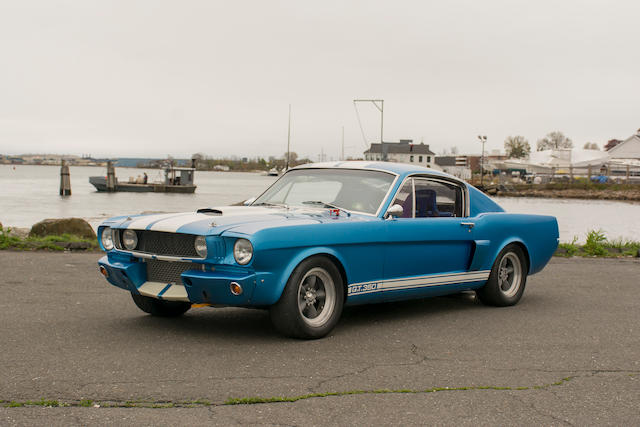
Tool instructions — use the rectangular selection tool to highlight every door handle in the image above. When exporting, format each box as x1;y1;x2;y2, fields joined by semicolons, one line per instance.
460;222;475;230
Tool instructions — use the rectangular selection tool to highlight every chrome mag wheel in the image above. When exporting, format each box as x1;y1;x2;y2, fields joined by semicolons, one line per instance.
497;252;523;298
476;244;528;307
297;267;336;327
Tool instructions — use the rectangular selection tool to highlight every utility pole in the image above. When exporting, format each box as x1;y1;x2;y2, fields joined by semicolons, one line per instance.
477;135;487;186
341;126;345;161
286;104;291;171
354;99;384;159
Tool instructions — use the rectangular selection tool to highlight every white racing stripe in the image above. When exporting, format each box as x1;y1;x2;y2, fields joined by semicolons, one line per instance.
137;281;170;298
137;281;190;302
128;206;278;233
148;212;210;232
348;270;490;296
126;213;183;230
160;284;189;301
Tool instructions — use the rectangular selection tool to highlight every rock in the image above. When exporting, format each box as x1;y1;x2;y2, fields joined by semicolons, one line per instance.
30;218;96;239
9;227;30;238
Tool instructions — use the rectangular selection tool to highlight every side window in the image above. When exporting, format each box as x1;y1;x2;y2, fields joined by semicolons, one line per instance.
391;180;414;218
413;178;463;218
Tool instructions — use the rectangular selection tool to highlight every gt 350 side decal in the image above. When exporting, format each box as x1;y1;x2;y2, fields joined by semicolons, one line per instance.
347;270;490;295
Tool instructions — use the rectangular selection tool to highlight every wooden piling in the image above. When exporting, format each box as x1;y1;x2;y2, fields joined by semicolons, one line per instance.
106;160;116;191
626;165;630;183
59;160;71;196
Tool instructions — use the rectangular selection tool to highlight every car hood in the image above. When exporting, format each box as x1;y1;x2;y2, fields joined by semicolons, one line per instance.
107;205;371;236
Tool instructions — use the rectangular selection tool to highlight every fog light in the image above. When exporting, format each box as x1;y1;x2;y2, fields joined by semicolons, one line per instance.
99;266;109;278
230;282;243;295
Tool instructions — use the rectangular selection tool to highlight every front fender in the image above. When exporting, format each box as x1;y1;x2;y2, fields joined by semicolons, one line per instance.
251;246;350;306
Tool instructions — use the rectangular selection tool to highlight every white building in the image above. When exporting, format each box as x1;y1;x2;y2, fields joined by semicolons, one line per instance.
363;140;435;167
607;130;640;160
433;156;472;180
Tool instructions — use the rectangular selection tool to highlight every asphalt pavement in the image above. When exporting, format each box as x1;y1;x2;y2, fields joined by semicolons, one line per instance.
0;252;638;426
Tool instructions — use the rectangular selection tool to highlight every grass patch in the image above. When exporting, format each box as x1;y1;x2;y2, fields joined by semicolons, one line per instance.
1;376;579;408
556;229;640;258
224;377;575;405
79;399;94;407
0;225;97;251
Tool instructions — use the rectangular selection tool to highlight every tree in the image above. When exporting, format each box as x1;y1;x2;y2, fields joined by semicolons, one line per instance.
288;152;298;163
583;142;599;150
604;139;622;151
536;131;573;151
504;135;531;159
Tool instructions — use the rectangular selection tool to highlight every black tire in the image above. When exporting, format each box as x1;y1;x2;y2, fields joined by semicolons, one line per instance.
476;244;528;307
131;293;191;317
270;256;345;339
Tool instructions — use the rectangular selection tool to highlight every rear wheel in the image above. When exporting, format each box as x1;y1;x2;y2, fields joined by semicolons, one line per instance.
270;256;344;339
131;293;191;317
476;244;527;306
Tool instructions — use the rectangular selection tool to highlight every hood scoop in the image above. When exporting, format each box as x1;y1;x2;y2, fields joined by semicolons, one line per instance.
197;208;223;216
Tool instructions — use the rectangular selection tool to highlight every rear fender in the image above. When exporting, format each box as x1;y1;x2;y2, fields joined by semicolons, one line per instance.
471;237;530;273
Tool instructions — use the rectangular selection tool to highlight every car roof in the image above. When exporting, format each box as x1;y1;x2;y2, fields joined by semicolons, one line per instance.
291;161;460;181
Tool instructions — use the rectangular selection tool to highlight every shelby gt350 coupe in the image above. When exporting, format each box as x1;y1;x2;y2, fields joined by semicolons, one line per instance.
97;162;559;338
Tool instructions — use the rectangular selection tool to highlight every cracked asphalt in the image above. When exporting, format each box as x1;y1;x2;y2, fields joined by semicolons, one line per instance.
1;252;639;425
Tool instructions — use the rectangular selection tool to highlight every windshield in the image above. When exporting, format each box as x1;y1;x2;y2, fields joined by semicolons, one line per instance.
253;168;396;215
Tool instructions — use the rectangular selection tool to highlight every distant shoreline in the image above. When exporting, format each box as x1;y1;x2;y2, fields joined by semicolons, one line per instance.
492;184;640;202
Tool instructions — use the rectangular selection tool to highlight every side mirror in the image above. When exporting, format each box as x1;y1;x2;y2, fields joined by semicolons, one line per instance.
243;197;256;206
385;204;404;219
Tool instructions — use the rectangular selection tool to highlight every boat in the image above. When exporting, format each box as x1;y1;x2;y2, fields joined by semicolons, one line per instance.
89;160;197;193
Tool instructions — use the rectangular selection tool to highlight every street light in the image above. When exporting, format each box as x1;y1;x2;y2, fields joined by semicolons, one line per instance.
477;135;487;186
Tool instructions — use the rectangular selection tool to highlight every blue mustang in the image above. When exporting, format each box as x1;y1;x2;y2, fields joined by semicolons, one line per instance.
97;162;559;339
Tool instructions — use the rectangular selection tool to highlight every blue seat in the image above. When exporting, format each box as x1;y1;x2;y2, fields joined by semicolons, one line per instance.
415;189;453;217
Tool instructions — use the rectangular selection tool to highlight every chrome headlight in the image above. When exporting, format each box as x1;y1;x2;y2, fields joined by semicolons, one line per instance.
101;227;114;250
233;238;253;265
194;236;207;258
122;229;138;250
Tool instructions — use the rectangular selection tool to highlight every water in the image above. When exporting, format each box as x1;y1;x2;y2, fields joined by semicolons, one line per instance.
495;197;640;243
0;165;277;230
1;164;639;243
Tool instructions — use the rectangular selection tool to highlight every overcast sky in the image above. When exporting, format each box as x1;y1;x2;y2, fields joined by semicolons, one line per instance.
1;0;639;160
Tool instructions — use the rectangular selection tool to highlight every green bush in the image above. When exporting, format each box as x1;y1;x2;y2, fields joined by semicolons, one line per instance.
583;229;608;256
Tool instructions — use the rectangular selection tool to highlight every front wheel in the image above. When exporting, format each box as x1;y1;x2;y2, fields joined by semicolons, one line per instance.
476;244;527;307
131;293;191;317
270;256;344;339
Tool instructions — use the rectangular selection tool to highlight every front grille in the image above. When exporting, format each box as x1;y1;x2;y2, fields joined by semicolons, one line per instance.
116;230;199;257
146;259;198;284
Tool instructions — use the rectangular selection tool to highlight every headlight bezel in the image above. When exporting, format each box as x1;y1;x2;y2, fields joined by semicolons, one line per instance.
233;238;253;265
194;235;208;258
122;229;138;250
101;227;114;251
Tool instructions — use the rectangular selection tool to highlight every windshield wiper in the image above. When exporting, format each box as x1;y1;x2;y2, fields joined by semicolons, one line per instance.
302;201;351;216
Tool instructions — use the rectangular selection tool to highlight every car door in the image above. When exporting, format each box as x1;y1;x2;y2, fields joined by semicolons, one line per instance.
381;176;477;298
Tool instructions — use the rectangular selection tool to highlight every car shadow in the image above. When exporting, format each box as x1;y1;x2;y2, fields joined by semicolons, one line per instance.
340;292;481;325
106;291;514;341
